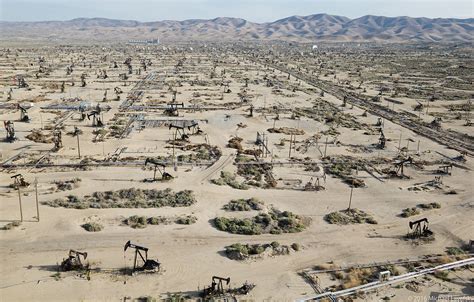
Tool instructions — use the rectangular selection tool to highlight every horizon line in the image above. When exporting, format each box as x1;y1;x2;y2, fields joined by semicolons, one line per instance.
1;13;473;23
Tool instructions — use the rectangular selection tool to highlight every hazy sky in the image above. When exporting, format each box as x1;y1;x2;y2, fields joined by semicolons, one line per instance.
0;0;472;22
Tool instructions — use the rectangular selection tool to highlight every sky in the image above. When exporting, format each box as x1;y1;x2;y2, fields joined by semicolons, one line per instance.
0;0;472;22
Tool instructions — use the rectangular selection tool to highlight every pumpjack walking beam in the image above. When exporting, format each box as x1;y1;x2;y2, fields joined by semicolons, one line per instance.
60;249;88;271
145;158;173;181
211;276;230;294
202;276;231;297
124;241;160;274
18;104;30;122
408;218;432;238
4;121;16;142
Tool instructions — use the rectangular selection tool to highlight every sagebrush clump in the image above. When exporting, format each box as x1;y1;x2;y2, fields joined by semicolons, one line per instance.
224;241;299;260
214;208;306;235
42;188;196;209
123;215;197;228
81;222;103;232
324;209;377;225
1;221;21;231
223;198;263;211
211;171;249;190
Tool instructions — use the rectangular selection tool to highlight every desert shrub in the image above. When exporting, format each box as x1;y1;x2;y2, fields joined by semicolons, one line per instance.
381;265;400;276
400;207;420;218
324;212;352;225
225;241;296;261
223;198;263;211
342;268;373;289
123;215;148;228
1;221;21;230
446;247;465;256
42;188;196;209
226;243;249;255
54;178;81;191
433;271;450;281
175;215;197;225
81;222;103;232
211;171;249;190
135;296;157;302
418;202;441;210
215;208;306;235
291;243;300;251
248;244;265;255
271;241;280;248
324;209;377;225
148;217;167;225
123;215;196;228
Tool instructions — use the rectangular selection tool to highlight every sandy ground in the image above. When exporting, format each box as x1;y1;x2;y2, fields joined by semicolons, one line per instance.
0;45;473;301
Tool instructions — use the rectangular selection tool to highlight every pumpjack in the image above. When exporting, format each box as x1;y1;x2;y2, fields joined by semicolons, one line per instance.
124;241;160;275
407;218;433;239
378;130;386;149
437;164;453;175
60;249;88;271
80;73;87;87
389;156;414;178
78;106;86;121
304;176;326;191
124;58;133;74
164;102;184;117
430;117;442;130
16;75;29;88
4;120;16;142
375;117;383;127
18;104;30;122
52;130;63;151
169;121;199;141
87;111;103;127
144;158;173;181
256;132;271;157
201;276;255;299
202;276;231;298
11;174;29;188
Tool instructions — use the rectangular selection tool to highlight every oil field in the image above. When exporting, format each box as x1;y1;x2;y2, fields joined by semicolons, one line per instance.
0;12;473;302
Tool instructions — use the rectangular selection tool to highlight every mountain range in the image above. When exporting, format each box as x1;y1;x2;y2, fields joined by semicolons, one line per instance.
1;14;472;43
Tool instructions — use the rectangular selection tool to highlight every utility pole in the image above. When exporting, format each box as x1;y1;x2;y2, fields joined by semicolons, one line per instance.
398;131;403;151
347;185;354;211
172;129;178;173
77;134;81;158
17;185;23;222
265;137;269;158
288;134;293;158
34;178;40;221
74;127;81;159
324;136;328;157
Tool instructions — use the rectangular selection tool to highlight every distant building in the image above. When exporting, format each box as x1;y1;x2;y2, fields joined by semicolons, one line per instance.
128;39;160;45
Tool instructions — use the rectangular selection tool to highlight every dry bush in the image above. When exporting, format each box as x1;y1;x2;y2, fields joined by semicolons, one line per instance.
223;198;264;211
1;221;21;230
81;222;103;232
324;209;377;225
215;208;306;235
42;188;196;209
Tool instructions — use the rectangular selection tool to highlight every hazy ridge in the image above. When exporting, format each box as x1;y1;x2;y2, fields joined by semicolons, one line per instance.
1;13;472;42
